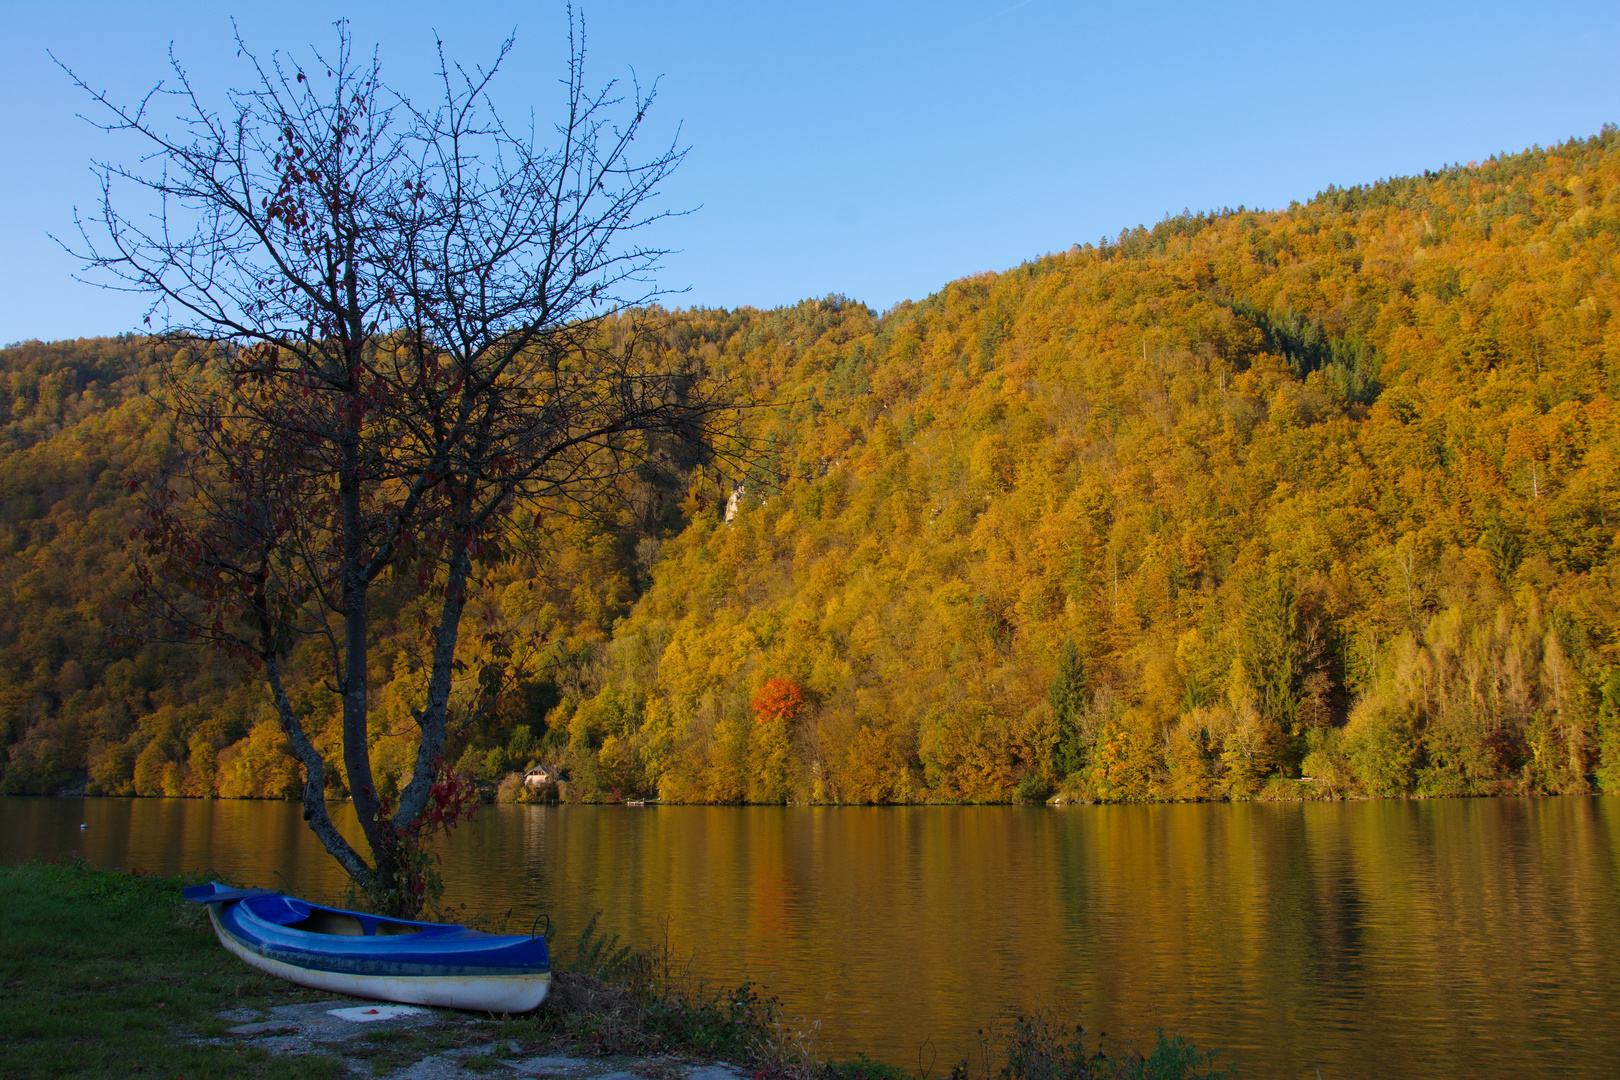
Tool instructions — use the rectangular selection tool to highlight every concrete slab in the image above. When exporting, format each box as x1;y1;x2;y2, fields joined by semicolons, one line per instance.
256;998;442;1043
330;1004;432;1022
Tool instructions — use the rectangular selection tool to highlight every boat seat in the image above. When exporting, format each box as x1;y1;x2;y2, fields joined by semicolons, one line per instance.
373;920;424;936
284;907;426;936
288;909;366;936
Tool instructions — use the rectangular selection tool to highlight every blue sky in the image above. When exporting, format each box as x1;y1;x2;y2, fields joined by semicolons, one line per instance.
3;1;1617;343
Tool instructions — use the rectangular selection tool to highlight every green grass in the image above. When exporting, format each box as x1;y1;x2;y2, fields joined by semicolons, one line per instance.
0;860;343;1080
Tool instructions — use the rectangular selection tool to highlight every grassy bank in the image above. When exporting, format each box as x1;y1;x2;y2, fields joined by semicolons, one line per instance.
0;861;1230;1080
0;860;342;1079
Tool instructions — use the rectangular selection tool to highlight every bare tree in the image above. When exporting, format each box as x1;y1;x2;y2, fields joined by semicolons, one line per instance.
62;17;735;913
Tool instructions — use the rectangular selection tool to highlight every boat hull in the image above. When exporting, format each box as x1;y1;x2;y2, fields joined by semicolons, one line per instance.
186;883;550;1013
205;907;550;1011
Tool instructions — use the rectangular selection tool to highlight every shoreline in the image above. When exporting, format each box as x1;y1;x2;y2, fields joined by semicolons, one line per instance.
9;786;1611;806
0;860;1230;1080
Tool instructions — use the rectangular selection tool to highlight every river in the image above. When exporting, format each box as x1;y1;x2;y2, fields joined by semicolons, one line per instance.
3;795;1616;1078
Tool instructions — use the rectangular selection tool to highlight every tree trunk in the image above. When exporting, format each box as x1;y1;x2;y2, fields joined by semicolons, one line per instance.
339;434;390;894
265;655;373;888
394;540;474;830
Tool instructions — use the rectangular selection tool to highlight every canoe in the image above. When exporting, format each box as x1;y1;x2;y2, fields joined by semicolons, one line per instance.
183;882;550;1013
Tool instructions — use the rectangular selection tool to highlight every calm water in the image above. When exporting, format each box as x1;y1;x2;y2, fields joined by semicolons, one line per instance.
3;796;1617;1078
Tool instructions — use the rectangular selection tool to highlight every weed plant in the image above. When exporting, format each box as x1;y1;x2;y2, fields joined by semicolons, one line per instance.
971;1012;1233;1080
513;911;793;1063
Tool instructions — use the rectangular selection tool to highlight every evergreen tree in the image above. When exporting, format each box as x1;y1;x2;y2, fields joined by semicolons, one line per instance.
1049;639;1088;779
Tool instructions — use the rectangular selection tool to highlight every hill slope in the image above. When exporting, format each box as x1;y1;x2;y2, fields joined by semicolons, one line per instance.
4;129;1619;802
555;129;1620;803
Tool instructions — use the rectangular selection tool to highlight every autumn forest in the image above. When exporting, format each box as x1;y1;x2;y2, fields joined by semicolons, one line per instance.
4;130;1619;806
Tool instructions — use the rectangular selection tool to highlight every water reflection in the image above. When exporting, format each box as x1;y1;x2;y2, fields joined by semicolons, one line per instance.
3;796;1616;1079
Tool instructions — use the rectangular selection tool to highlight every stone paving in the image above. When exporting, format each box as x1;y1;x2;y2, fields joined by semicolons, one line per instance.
211;999;754;1080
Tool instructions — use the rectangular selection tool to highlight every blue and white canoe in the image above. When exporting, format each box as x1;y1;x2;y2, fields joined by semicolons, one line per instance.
183;882;550;1013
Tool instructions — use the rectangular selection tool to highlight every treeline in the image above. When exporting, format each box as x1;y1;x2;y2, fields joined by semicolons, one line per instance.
4;128;1620;803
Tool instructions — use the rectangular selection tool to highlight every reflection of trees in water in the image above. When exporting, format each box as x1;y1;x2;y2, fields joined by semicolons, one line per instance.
4;797;1617;1077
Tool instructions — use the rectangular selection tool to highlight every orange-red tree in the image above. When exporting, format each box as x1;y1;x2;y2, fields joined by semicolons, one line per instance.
752;677;807;726
748;677;806;802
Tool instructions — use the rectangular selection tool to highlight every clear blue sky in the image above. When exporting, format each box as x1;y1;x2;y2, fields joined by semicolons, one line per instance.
3;1;1616;343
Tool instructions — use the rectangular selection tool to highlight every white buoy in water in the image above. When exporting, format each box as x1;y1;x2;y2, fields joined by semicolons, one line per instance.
79;823;87;829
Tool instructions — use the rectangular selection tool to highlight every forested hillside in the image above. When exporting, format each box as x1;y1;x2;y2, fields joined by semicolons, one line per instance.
0;338;647;800
5;129;1620;803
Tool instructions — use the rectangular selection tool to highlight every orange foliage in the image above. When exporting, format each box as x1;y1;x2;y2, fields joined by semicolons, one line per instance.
752;677;806;726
